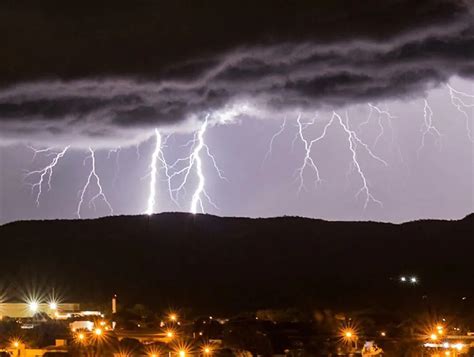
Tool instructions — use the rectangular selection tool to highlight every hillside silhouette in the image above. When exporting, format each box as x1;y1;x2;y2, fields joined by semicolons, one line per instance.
0;213;473;313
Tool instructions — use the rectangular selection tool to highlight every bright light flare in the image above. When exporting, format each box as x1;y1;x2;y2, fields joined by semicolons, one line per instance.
169;313;178;322
94;328;103;336
74;332;86;345
201;344;216;355
29;301;39;312
171;340;194;357
339;321;360;346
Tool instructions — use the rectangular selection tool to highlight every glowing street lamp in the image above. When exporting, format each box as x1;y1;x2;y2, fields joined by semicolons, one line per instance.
169;313;178;322
95;328;103;336
29;301;39;313
49;302;58;310
430;333;438;341
341;327;358;350
202;346;213;355
179;350;186;357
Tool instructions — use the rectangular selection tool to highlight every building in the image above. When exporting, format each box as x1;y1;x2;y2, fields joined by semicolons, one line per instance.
0;303;80;319
1;340;68;356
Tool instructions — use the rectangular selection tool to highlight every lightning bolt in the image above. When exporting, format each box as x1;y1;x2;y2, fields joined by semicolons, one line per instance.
168;114;226;214
446;84;474;142
358;104;396;148
336;112;387;209
76;148;113;218
146;129;162;215
135;143;141;160
293;112;387;208
294;114;331;194
263;118;287;164
417;99;442;156
291;117;315;152
27;146;57;162
190;119;208;214
24;146;69;206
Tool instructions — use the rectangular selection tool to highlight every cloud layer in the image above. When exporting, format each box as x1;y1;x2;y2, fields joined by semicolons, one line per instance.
0;0;472;147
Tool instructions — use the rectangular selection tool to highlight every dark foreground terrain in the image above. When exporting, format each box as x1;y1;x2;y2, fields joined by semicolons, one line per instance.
0;213;473;313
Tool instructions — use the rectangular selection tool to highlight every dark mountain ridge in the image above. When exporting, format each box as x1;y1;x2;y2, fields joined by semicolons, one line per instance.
0;213;473;313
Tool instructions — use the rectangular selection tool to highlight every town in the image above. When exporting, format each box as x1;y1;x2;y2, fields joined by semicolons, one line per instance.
1;291;474;356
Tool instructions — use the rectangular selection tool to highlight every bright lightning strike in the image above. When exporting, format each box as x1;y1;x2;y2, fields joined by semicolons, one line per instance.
336;112;387;209
76;148;113;218
24;146;69;206
446;84;474;142
417;99;441;156
168;114;226;214
263;118;287;164
27;146;57;162
358;103;396;149
294;114;331;194
146;129;162;215
190;119;208;214
293;112;387;208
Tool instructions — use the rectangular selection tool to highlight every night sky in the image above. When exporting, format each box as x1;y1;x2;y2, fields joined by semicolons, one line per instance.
0;0;473;224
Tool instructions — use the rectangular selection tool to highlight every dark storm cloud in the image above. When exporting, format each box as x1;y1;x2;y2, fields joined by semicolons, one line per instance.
0;0;472;146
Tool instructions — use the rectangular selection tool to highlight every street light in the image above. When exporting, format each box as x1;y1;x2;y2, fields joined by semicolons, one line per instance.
169;313;178;322
341;328;358;350
202;345;213;355
29;301;39;312
165;329;175;339
95;328;103;336
179;350;186;357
